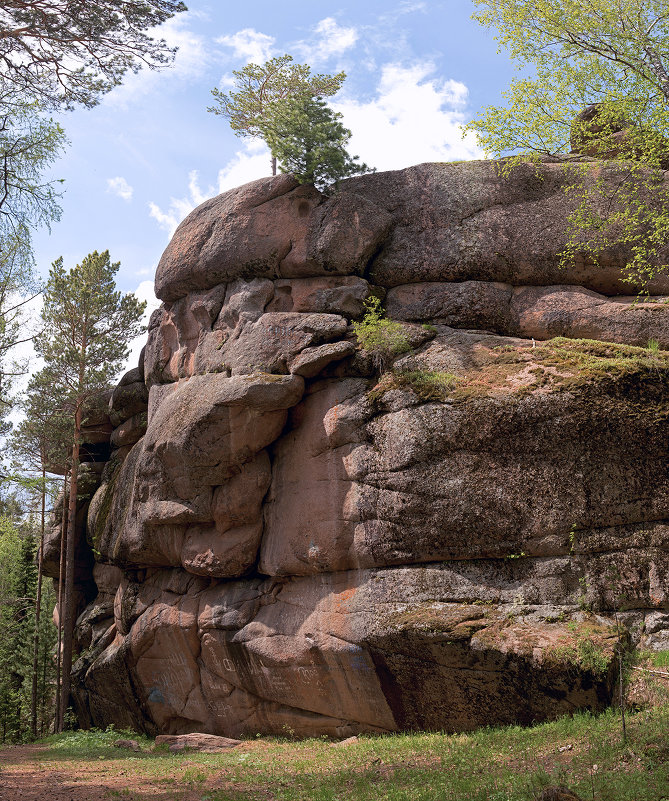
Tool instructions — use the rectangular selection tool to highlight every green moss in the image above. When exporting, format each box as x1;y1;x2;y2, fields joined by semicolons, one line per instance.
545;622;615;677
369;369;459;402
370;337;669;406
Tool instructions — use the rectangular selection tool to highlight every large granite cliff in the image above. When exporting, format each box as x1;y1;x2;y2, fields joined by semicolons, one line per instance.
45;161;669;737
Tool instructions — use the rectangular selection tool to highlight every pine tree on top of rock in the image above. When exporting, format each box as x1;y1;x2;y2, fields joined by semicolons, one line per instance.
208;54;346;176
258;94;372;192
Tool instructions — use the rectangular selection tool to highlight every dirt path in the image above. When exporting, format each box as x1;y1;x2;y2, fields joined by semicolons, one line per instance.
0;745;211;801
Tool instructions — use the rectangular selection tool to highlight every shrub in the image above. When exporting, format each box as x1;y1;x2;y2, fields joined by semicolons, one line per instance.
352;296;410;374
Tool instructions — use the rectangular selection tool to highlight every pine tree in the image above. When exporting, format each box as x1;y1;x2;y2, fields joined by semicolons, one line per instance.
259;95;372;191
35;250;145;730
208;55;345;175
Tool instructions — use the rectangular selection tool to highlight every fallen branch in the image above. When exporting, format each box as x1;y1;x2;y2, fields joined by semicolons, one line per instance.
631;665;669;679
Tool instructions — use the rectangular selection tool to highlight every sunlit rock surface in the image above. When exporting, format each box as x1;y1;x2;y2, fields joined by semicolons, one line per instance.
46;162;669;737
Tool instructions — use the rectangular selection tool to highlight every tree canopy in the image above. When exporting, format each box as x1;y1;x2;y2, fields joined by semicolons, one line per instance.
469;0;669;163
0;0;188;110
468;0;669;288
259;94;371;191
208;54;346;175
36;249;146;731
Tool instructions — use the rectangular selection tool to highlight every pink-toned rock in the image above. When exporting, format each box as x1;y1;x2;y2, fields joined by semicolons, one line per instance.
93;373;304;572
155;733;241;752
269;277;371;317
110;411;147;448
288;340;356;377
180;451;271;577
344;161;669;295
56;160;669;742
386;280;514;331
154;175;391;303
512;285;669;347
109;380;148;427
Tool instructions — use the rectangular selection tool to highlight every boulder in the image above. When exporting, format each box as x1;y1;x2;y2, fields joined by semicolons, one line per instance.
155;733;241;752
109;380;148;427
154;176;390;302
54;161;669;741
512;286;669;347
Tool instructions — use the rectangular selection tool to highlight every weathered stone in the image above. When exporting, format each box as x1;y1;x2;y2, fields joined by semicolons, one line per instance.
269;277;371;317
56;161;669;741
386;281;515;331
217;312;349;376
343;161;669;295
96;373;304;572
289;340;356;377
512;285;669;347
114;738;141;751
109;380;148;427
110;411;147;449
181;451;271;577
155;176;391;302
155;733;241;752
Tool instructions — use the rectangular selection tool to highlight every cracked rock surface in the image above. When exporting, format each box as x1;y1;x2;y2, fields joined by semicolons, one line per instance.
46;163;669;738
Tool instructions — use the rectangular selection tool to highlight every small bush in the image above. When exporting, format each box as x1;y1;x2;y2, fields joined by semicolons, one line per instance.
352;296;410;374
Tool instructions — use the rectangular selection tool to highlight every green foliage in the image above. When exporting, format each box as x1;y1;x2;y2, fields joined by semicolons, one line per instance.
369;369;459;403
0;1;188;110
208;54;345;141
469;0;669;161
468;0;669;288
0;515;56;742
548;636;611;677
259;95;372;191
0;102;66;436
44;725;151;755
646;649;669;668
352;296;411;374
11;367;72;481
24;705;669;801
35;251;146;406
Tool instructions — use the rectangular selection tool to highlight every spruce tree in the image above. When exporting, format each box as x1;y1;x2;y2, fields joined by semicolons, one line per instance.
35;250;145;730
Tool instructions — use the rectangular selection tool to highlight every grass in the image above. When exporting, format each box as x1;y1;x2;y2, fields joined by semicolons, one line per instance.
11;704;665;801
642;649;669;668
370;337;669;405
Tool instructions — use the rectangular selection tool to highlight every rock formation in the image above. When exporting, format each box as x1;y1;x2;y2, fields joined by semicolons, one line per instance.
45;161;669;738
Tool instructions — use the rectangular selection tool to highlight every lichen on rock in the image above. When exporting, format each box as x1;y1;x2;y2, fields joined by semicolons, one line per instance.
45;162;669;738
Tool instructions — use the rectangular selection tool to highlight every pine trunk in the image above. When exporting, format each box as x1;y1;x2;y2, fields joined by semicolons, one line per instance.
58;413;81;731
272;155;277;176
30;466;46;738
54;474;68;732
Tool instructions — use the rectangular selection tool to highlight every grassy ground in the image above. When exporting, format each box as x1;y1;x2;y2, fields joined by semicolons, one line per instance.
8;702;666;801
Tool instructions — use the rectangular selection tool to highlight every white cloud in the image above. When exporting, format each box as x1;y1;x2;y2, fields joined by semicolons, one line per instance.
298;17;359;62
149;144;273;238
107;176;134;202
148;169;218;238
217;141;272;193
216;28;275;65
104;12;210;109
334;62;483;171
148;63;482;239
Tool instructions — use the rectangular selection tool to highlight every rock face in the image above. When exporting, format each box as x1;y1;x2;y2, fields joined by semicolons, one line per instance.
48;161;669;739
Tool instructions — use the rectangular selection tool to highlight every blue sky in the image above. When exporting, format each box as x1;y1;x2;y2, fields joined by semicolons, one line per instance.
31;0;516;315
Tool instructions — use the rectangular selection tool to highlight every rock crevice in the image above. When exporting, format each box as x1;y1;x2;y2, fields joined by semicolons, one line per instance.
46;161;669;737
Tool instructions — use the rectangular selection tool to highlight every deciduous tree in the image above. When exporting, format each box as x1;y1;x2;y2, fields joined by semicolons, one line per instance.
0;0;188;110
468;0;669;287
